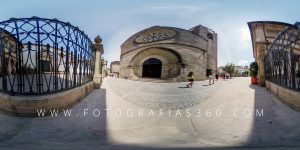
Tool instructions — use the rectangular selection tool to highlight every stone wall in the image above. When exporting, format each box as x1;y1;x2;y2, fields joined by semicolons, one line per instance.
121;26;208;56
119;25;217;82
119;43;207;81
190;25;218;72
0;81;94;116
266;80;300;111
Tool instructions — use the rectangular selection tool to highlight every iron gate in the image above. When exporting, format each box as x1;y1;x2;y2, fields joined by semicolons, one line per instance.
264;23;300;91
0;17;95;95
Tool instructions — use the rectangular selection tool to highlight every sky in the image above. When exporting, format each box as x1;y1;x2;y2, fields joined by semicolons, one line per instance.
1;0;300;67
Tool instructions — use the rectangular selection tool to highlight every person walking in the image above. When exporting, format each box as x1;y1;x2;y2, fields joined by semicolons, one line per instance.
208;72;215;85
186;72;194;88
215;73;219;81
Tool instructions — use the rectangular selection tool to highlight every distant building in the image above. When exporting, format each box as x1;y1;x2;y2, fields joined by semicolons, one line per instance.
106;67;111;75
110;61;120;77
235;66;249;77
0;29;18;76
101;59;108;77
217;65;249;77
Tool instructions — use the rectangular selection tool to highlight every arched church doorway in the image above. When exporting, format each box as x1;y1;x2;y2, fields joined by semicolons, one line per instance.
142;58;162;78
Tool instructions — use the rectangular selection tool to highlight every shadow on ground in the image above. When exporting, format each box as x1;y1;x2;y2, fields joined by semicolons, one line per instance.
246;84;300;147
0;88;108;150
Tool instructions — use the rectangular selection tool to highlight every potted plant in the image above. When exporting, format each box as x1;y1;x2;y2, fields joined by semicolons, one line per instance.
249;62;258;84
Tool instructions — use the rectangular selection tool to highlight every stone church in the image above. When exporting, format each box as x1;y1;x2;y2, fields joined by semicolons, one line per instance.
119;25;217;82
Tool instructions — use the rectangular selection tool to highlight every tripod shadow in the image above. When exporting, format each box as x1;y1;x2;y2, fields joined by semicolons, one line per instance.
178;86;189;88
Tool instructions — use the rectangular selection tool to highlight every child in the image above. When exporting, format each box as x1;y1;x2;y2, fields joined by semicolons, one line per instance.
186;72;194;88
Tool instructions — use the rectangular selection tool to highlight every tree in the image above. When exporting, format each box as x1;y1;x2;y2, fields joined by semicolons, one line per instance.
235;69;239;77
243;70;249;77
223;63;235;78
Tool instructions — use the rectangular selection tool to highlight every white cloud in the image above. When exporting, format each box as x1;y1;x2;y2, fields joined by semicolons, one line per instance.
237;60;250;66
145;5;203;13
103;28;138;64
238;26;252;50
216;23;253;67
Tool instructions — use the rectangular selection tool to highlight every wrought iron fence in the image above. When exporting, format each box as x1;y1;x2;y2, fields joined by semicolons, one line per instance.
0;17;95;95
264;24;300;91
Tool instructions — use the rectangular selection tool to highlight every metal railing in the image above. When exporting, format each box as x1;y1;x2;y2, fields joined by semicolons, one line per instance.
264;23;300;91
0;17;95;95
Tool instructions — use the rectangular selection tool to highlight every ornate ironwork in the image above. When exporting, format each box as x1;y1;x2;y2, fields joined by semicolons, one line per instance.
0;17;95;95
265;23;300;91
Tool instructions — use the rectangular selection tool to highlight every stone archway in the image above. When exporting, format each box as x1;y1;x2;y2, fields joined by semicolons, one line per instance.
142;58;162;78
130;47;182;79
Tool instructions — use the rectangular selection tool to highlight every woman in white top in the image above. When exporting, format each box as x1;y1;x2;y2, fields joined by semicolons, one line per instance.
208;72;215;85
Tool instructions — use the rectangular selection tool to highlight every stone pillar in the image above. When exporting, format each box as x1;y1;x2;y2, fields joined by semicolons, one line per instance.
257;44;266;86
93;36;104;89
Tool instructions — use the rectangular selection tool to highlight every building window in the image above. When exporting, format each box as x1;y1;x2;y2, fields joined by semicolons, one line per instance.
207;33;213;40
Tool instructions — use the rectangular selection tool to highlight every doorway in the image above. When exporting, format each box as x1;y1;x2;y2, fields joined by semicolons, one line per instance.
142;58;162;78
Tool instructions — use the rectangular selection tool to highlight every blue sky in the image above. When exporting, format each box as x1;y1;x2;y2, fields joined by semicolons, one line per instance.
1;0;300;66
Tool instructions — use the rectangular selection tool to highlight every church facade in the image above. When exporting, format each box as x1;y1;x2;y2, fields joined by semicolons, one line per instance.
119;25;217;82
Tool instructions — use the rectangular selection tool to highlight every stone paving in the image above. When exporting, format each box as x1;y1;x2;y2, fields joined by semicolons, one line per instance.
107;78;220;110
0;77;300;150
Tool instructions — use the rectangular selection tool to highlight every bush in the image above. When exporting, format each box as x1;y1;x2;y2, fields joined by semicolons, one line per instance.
249;62;258;77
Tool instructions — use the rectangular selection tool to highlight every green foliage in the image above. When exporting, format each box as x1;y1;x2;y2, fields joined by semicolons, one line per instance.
223;63;235;77
242;70;249;77
249;62;258;77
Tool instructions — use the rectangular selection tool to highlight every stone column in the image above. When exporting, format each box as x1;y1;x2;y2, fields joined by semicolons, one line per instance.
257;44;266;87
93;36;104;89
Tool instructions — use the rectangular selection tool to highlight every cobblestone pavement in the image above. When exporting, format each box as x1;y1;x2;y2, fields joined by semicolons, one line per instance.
106;78;221;110
0;77;300;150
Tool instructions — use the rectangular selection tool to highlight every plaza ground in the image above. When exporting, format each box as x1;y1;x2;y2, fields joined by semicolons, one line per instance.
0;77;300;150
